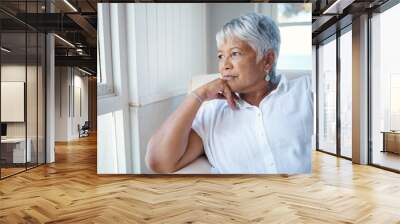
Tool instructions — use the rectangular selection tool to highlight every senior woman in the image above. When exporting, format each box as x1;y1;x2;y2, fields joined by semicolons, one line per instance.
146;12;313;174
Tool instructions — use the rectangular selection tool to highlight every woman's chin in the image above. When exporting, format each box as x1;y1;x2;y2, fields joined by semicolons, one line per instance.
227;82;241;93
223;78;245;93
225;77;237;84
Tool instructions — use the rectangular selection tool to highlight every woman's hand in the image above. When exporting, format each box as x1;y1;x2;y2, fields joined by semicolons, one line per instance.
194;78;238;109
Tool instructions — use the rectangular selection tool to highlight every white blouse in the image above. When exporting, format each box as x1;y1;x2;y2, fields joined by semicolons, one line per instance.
192;74;313;174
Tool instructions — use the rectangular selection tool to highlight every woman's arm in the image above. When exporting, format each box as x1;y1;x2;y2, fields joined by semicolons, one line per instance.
146;79;237;173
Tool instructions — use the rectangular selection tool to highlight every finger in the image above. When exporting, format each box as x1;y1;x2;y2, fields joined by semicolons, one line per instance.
223;85;237;109
219;81;237;109
213;79;226;99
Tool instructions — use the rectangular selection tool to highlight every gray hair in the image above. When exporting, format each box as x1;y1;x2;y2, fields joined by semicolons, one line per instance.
216;12;281;81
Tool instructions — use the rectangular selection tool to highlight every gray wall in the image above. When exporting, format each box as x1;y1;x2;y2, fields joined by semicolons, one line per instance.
55;67;89;141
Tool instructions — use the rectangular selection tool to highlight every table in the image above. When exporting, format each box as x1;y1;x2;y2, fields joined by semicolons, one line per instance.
381;131;400;154
1;138;32;163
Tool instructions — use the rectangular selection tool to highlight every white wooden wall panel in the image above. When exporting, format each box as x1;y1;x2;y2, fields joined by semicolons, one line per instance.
126;3;140;104
158;5;166;94
127;4;207;106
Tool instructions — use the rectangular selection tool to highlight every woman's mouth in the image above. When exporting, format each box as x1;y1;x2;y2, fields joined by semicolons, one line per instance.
222;75;238;81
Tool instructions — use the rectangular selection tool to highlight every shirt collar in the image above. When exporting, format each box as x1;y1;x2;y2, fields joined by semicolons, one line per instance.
234;74;287;109
235;96;252;109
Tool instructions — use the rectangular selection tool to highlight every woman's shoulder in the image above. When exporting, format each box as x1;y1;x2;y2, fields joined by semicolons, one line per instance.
284;74;311;92
201;99;228;111
197;99;229;118
282;74;313;106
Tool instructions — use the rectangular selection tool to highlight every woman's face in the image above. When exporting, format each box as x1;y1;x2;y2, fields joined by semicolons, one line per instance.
217;37;271;93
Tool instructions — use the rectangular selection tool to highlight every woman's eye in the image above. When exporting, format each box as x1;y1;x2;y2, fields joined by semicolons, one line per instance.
217;54;223;60
232;52;241;57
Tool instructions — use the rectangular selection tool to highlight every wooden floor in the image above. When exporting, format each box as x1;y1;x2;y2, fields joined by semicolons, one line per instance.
1;135;400;223
1;167;26;178
1;163;44;178
373;150;400;171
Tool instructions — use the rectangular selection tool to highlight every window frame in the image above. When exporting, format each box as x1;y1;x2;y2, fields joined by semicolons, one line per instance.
97;3;115;97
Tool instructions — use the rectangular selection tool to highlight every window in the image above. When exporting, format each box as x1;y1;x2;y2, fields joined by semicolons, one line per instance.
390;74;400;130
97;3;114;97
277;4;311;24
97;4;133;174
276;4;312;71
0;1;46;179
259;3;312;71
317;37;337;155
371;2;400;171
339;28;352;158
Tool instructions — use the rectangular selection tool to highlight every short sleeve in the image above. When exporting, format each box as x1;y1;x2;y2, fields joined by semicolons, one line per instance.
191;100;222;172
191;102;210;143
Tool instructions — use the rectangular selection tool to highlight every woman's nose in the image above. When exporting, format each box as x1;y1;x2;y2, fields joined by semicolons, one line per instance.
222;58;233;70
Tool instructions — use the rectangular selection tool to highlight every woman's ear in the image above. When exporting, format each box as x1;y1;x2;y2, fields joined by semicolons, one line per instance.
263;50;275;72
